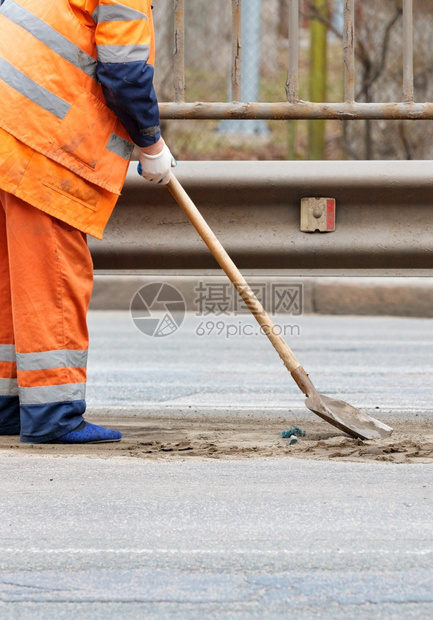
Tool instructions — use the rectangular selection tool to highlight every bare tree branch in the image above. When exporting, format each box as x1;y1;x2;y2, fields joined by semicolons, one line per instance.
356;7;402;101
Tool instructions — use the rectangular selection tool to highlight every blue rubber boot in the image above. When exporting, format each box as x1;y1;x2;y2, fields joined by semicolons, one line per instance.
52;421;122;444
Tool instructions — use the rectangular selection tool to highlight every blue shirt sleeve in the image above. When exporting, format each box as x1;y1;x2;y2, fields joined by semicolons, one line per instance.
97;60;161;148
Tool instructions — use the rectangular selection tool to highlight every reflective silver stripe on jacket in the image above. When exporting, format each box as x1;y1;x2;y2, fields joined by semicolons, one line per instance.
16;349;88;372
0;378;19;397
106;134;134;160
19;383;86;406
97;44;150;64
92;4;148;24
1;0;97;79
0;344;16;364
140;125;160;138
0;57;70;119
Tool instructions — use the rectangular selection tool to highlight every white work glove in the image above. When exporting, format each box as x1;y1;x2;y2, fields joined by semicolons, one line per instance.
138;140;177;185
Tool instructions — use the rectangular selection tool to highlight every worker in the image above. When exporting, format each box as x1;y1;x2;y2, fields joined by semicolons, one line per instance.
0;0;176;443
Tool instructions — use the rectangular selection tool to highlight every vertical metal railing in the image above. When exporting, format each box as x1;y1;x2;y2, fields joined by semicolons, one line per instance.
231;0;242;102
173;0;185;103
402;0;414;103
160;0;432;121
286;0;299;103
343;0;355;103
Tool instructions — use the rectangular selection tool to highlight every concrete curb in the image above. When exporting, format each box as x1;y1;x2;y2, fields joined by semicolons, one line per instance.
91;275;433;318
85;404;429;421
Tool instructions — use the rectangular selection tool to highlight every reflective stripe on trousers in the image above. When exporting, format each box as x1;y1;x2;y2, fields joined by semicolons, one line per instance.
0;189;93;442
0;344;17;395
16;349;88;405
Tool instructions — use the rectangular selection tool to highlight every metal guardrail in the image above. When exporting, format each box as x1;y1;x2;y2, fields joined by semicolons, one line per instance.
90;161;433;275
159;0;427;121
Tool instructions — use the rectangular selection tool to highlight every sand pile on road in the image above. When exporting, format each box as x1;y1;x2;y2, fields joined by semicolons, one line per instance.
1;415;433;464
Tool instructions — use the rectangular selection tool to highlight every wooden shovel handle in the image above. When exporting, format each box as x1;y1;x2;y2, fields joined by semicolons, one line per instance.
167;173;301;373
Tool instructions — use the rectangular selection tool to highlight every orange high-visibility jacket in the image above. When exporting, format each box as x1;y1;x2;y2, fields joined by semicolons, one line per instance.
0;0;157;236
0;0;158;192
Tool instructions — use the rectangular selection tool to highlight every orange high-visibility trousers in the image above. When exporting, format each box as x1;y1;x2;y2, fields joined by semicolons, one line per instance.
0;189;93;442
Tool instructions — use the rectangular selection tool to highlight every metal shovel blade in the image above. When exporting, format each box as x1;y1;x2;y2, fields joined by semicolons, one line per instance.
305;392;393;440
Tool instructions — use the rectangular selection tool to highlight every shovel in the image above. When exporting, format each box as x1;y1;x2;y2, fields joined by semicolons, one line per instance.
166;173;392;441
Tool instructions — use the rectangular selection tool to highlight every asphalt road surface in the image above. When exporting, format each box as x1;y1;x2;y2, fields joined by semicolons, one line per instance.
86;311;433;414
0;312;432;619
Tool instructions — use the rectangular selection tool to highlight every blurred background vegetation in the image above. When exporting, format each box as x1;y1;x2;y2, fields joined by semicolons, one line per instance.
152;0;433;161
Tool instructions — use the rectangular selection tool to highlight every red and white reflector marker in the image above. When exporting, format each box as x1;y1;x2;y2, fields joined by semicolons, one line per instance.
300;197;336;232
